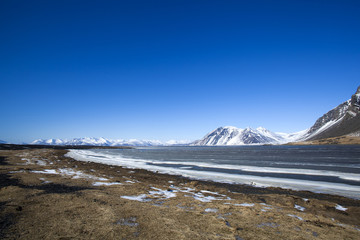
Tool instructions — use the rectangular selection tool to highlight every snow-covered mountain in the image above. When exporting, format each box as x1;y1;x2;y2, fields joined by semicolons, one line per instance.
194;86;360;146
30;86;360;147
192;126;303;146
31;137;191;147
300;86;360;141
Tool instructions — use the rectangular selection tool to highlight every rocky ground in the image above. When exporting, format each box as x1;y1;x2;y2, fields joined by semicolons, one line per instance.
288;135;360;145
0;147;359;239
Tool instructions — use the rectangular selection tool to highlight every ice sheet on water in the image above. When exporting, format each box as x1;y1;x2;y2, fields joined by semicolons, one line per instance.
66;149;360;199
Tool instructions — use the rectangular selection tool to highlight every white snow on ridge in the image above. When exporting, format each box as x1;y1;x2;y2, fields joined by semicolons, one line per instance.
192;126;306;146
31;137;192;147
298;117;344;141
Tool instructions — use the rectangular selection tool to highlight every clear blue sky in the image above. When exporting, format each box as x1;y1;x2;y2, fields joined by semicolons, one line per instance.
1;0;359;143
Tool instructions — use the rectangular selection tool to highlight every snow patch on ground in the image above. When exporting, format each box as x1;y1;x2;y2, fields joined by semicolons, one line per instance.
234;203;255;207
121;194;150;202
93;182;122;186
294;204;305;212
149;187;177;200
31;168;110;181
32;169;58;174
204;208;218;213
287;214;304;221
335;204;347;211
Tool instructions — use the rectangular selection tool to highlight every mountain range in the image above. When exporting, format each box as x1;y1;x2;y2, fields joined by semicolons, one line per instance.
26;86;360;146
30;137;191;147
193;86;360;146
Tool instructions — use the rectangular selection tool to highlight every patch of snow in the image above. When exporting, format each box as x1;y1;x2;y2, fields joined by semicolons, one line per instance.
234;203;255;207
121;194;150;202
9;170;26;173
204;208;218;213
335;204;347;211
32;168;110;181
294;204;305;212
116;217;138;227
149;187;177;199
35;160;47;166
32;169;58;174
121;187;177;202
287;214;303;221
185;189;231;203
21;158;32;165
348;111;357;117
125;180;137;184
189;192;218;202
93;182;122;186
260;203;271;206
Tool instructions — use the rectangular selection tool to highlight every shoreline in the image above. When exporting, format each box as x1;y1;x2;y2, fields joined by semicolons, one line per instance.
65;149;360;202
1;147;360;239
66;147;360;200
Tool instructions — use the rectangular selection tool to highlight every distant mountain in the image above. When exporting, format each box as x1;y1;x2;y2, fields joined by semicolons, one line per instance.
301;86;360;140
0;140;7;144
31;137;191;147
192;126;303;146
194;86;360;146
28;86;360;147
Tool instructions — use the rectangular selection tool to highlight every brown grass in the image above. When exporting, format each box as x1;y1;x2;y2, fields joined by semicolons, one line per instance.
0;149;359;239
288;135;360;145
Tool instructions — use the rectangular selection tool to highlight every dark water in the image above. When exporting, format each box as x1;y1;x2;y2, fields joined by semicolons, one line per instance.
69;145;360;198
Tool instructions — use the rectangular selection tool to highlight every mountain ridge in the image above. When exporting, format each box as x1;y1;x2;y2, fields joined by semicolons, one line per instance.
31;137;191;147
30;86;360;147
194;86;360;146
303;86;360;140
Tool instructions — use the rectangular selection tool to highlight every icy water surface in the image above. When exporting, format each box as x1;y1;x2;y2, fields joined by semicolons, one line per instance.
67;145;360;198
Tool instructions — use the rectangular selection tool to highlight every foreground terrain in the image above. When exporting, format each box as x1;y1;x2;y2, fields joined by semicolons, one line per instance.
0;147;359;239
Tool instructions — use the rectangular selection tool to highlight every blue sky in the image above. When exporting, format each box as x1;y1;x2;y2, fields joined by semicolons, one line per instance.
1;0;359;143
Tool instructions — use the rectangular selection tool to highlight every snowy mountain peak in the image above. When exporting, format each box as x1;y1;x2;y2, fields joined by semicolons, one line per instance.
256;127;267;131
30;137;191;147
192;126;297;146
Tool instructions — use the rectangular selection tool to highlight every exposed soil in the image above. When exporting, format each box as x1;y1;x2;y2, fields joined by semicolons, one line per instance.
288;135;360;145
0;147;359;239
